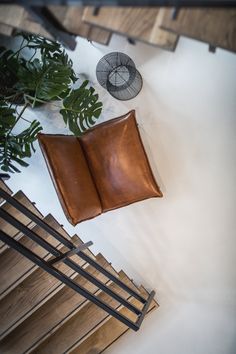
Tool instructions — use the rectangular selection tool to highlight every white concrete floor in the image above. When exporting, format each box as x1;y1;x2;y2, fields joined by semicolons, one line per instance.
4;33;236;354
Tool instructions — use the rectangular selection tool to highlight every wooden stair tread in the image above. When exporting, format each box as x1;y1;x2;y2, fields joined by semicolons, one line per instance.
70;286;158;354
0;191;43;254
31;272;139;354
0;254;118;354
0;4;52;39
87;26;112;46
0;180;12;205
0;22;13;36
0;214;71;298
0;235;89;339
83;7;178;50
47;5;111;45
160;8;236;53
71;234;96;261
0;4;25;28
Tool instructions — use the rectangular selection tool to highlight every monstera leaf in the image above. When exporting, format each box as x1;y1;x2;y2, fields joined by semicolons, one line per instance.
0;33;103;173
0;102;42;173
0;101;16;134
16;32;77;83
17;58;73;104
17;32;62;58
60;80;103;136
0;47;19;100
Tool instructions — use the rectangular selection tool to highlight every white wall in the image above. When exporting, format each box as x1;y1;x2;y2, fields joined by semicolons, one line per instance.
5;33;236;354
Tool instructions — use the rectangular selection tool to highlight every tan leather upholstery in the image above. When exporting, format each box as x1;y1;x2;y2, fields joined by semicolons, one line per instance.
38;134;102;225
38;110;162;225
80;110;162;211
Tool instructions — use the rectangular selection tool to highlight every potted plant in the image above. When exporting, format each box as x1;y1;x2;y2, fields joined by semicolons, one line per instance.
0;33;102;174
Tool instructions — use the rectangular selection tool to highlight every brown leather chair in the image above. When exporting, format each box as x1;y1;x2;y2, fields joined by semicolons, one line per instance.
38;110;162;225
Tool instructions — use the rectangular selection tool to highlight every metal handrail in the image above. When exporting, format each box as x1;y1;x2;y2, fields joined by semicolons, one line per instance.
0;188;147;304
0;187;155;331
0;230;140;331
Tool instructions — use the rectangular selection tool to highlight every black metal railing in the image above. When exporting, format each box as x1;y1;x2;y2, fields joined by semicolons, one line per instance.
0;187;155;331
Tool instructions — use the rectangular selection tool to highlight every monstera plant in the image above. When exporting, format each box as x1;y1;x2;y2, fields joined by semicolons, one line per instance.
0;33;102;173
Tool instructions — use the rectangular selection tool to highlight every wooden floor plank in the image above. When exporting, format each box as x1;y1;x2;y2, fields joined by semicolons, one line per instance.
70;286;158;354
83;7;178;50
31;272;139;354
0;235;88;340
160;8;236;53
0;214;70;298
48;5;111;45
0;191;43;253
0;254;118;354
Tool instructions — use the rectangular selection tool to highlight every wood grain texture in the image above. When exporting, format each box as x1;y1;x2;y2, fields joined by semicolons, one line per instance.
0;23;13;36
70;286;158;354
0;191;42;253
0;5;52;39
83;7;178;50
48;5;111;45
0;214;70;299
160;8;236;53
0;236;87;340
0;180;12;205
0;5;24;28
31;272;138;354
71;234;96;260
0;254;117;354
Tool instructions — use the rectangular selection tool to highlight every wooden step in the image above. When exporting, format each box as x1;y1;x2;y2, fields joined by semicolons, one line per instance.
0;22;13;37
0;214;72;299
69;285;158;354
83;7;178;50
0;4;52;39
31;271;141;354
160;8;236;53
0;234;94;339
0;4;24;29
0;180;12;205
69;234;97;263
0;191;43;254
48;5;111;45
0;253;118;354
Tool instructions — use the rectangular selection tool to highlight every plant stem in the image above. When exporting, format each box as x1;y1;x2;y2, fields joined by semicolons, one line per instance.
16;104;28;123
24;94;47;104
29;49;37;62
8;103;28;135
20;116;31;123
12;43;28;60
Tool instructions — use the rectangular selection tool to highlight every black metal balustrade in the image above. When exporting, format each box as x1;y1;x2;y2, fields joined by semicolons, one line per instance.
0;186;155;331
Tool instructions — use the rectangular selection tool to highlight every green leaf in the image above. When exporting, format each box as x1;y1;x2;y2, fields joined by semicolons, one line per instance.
11;156;29;167
0;47;19;98
60;81;102;136
0;101;17;133
17;58;72;103
0;102;42;173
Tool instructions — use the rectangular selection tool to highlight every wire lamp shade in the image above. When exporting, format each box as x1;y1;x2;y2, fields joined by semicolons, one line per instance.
96;52;143;100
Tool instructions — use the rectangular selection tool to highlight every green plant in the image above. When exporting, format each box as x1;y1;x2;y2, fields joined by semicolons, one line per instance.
0;33;102;173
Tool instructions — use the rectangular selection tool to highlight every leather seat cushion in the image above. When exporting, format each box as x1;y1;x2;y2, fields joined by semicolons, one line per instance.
38;134;102;225
80;110;162;212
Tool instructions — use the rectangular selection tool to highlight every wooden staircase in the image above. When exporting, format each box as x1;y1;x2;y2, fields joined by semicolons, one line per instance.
0;4;112;46
0;179;158;354
82;7;179;50
1;4;235;54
